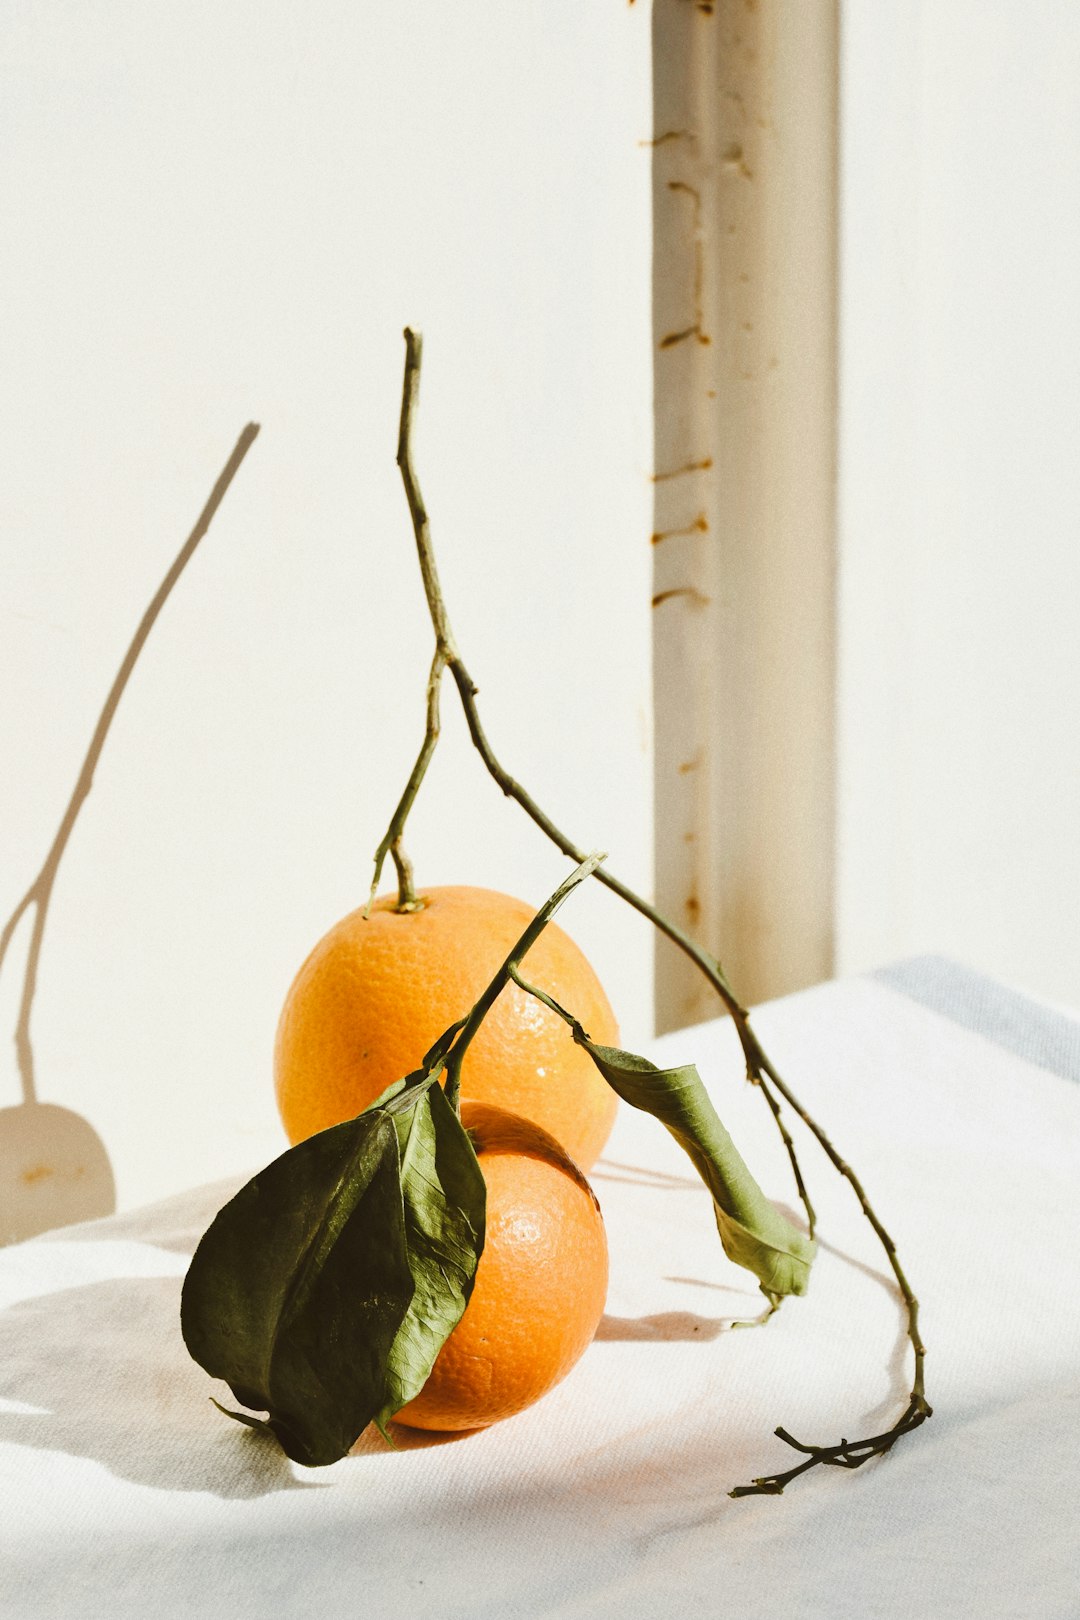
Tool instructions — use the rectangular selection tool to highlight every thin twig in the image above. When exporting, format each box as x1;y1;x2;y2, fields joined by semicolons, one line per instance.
440;852;605;1112
388;328;813;1226
366;646;447;913
0;424;260;1103
729;1291;782;1331
730;1398;931;1496
506;961;784;1335
380;858;606;1117
373;326;930;1494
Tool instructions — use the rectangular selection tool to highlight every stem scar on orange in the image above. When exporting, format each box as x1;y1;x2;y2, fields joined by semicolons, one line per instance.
395;1101;609;1432
274;886;620;1169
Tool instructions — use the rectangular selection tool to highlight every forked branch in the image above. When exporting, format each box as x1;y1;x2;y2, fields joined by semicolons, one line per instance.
370;327;930;1495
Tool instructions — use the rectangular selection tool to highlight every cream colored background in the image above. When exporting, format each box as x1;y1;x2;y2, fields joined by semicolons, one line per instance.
0;4;654;1211
7;1;1080;1225
836;1;1080;1008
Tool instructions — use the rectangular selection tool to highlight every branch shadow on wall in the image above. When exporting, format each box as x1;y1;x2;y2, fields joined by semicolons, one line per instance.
0;425;258;1247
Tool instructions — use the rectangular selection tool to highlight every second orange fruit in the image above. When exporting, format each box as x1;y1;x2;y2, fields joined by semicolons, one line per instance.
274;885;619;1170
396;1101;609;1432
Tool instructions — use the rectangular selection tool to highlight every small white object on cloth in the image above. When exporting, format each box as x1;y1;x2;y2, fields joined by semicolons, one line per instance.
2;960;1079;1620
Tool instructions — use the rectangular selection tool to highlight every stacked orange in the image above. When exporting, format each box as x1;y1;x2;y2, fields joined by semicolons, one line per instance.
273;884;617;1429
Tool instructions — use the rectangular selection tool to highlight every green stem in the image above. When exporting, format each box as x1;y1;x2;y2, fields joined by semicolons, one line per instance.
380;325;814;1234
372;326;930;1493
508;965;809;1308
396;330;459;658
447;656;818;1235
363;327;463;913
441;852;605;1112
366;646;447;914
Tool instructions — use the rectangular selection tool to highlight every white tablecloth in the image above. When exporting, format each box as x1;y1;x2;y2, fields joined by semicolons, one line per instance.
2;959;1078;1618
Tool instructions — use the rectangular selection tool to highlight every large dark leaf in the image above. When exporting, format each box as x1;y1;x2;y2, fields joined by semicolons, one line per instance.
181;1108;414;1465
181;1074;486;1466
378;1079;486;1425
577;1037;816;1298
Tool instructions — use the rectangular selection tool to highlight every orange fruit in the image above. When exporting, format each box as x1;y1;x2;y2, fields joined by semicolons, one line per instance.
396;1101;609;1431
274;885;619;1169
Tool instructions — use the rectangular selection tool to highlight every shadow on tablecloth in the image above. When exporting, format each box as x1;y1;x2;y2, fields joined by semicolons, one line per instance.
0;1272;316;1499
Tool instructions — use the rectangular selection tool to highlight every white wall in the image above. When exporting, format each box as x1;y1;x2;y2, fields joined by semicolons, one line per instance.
0;3;654;1213
837;0;1080;1008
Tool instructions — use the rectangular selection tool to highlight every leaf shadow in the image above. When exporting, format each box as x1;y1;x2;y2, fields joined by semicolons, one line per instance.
595;1309;734;1343
349;1421;480;1458
0;1272;318;1499
36;1175;245;1255
590;1157;701;1191
664;1206;914;1434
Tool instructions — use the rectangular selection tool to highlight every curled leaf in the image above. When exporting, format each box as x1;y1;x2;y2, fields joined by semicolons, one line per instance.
181;1075;485;1466
576;1036;816;1298
378;1079;486;1426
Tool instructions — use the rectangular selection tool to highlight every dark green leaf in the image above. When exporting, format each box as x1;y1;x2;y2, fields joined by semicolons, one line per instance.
182;1072;487;1465
378;1080;486;1425
577;1036;816;1298
181;1110;415;1466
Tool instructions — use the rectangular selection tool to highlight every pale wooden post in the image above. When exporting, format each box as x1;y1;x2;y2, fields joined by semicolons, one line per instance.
652;0;839;1028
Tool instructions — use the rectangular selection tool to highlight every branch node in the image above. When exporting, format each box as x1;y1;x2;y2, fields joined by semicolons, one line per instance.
376;328;930;1504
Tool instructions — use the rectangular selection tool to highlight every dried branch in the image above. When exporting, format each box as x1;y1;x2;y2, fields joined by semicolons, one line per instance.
369;328;930;1494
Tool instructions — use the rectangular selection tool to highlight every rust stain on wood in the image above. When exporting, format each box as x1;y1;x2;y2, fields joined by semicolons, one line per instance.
660;324;711;350
652;587;710;609
661;179;710;348
652;457;713;484
721;143;755;182
651;514;708;545
641;129;694;149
